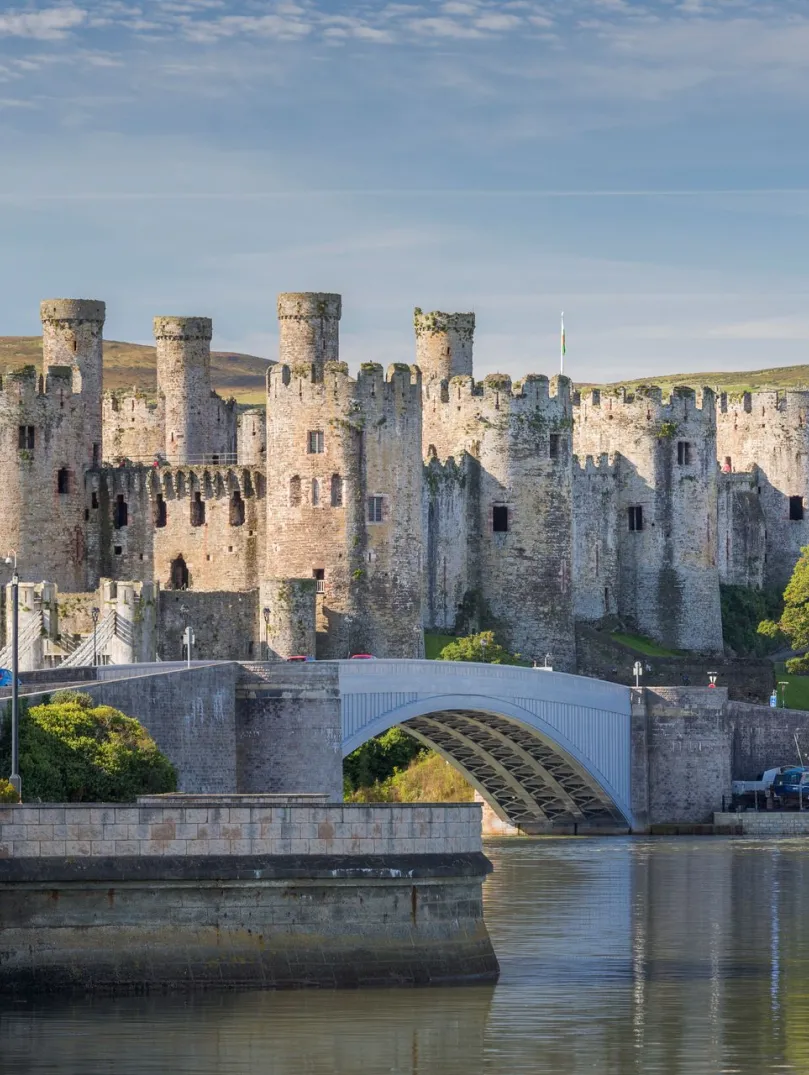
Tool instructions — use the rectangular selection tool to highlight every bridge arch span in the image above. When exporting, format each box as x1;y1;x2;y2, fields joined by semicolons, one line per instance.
338;661;634;834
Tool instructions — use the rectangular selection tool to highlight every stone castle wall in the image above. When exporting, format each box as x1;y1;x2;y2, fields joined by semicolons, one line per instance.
266;360;423;659
573;386;723;654
7;292;809;666
716;391;809;588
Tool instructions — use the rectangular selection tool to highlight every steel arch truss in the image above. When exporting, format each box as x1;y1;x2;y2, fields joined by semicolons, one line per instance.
403;709;626;832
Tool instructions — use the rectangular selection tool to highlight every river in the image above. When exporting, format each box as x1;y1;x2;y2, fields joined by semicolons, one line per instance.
3;837;809;1074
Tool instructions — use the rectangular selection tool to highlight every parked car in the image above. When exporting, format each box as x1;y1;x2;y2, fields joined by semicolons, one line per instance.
349;654;376;660
286;655;314;662
772;767;809;807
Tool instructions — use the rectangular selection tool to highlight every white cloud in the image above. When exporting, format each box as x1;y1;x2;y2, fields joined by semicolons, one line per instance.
0;6;86;39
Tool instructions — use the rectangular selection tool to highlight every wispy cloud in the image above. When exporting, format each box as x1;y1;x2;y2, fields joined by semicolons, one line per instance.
0;6;87;40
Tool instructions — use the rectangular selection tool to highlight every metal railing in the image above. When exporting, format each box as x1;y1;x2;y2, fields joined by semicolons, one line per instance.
0;611;43;670
104;453;239;468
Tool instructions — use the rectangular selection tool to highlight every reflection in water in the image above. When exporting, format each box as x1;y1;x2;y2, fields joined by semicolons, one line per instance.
3;838;809;1074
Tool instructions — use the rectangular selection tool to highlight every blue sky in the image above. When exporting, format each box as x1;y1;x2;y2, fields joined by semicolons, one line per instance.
1;0;808;382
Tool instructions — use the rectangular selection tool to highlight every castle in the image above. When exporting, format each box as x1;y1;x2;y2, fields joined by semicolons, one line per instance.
0;293;801;670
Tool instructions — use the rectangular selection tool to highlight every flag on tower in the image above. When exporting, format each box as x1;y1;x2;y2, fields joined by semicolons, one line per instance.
560;313;566;374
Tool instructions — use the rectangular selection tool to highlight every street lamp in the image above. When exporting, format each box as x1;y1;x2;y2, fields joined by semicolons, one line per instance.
2;552;20;800
91;607;100;667
183;625;195;668
262;607;270;659
633;660;643;688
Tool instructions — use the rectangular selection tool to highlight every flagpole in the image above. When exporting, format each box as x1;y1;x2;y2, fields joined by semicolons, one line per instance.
560;312;565;376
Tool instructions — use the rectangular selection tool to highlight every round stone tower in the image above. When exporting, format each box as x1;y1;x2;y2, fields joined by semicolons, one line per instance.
40;298;105;465
267;294;423;658
259;578;317;659
154;316;213;465
414;309;475;383
277;293;341;371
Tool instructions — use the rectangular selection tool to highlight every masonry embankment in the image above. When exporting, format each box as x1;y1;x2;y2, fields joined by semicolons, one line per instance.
0;799;498;994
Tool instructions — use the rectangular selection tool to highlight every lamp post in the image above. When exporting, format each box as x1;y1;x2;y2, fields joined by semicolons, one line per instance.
3;552;20;799
183;625;195;668
480;636;488;663
262;607;270;659
91;606;100;667
544;652;553;670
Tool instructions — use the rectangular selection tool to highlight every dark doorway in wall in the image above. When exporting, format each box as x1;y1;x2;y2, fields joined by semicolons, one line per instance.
790;496;805;521
114;494;128;527
170;554;189;590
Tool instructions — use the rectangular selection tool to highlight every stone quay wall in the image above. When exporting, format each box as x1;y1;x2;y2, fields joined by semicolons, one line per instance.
0;800;498;995
713;811;809;835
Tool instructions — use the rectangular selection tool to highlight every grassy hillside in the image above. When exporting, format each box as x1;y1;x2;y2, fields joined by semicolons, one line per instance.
0;336;272;406
579;364;809;397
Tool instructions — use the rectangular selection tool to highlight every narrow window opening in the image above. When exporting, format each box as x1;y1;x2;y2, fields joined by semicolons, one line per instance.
170;554;189;590
677;441;692;465
229;490;245;526
18;425;35;450
92;442;99;466
312;478;321;506
307;430;325;454
190;491;206;527
549;433;560;460
84;509;90;522
628;505;644;531
314;568;325;594
91;491;99;509
604;586;610;608
114;545;122;556
790;496;804;521
57;468;71;495
114;493;128;528
368;496;384;523
492;505;509;532
331;474;343;507
72;339;78;354
289;475;301;507
154;493;167;528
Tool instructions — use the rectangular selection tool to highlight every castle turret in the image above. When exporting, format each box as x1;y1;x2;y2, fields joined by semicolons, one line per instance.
154;316;213;465
573;386;723;654
414;309;475;383
40;298;105;466
422;369;576;669
277;293;341;372
267;294;423;658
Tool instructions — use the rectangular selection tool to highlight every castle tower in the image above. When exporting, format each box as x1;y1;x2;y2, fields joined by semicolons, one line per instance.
716;391;809;588
0;363;88;591
267;294;423;658
574;386;723;654
414;309;475;383
277;293;341;372
40;298;105;466
422;370;576;670
154;316;213;465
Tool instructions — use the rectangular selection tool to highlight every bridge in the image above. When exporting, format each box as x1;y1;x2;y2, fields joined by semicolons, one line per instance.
338;660;634;833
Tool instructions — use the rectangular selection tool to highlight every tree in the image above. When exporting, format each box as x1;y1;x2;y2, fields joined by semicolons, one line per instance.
758;547;809;673
437;630;522;665
343;727;424;795
0;692;177;803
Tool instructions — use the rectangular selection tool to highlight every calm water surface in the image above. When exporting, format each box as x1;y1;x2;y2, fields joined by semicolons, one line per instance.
4;837;809;1074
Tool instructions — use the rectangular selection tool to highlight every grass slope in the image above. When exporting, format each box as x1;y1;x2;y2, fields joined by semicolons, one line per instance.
579;364;809;397
0;336;273;406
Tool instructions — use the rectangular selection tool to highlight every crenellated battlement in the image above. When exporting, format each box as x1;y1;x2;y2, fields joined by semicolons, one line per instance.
424;372;571;412
94;464;266;502
153;316;212;343
573;452;617;476
717;388;809;417
268;359;422;416
574;384;715;417
0;365;76;405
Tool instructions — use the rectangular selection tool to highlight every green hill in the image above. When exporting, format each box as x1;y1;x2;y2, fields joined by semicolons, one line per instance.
0;337;272;406
579;364;809;397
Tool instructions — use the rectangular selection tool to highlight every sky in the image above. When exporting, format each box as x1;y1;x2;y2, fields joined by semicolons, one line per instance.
1;0;808;383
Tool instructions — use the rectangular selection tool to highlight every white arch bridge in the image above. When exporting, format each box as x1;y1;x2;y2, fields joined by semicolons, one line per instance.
339;661;634;834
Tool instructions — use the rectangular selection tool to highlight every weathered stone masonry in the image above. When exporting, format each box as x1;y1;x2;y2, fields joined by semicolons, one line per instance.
1;292;808;666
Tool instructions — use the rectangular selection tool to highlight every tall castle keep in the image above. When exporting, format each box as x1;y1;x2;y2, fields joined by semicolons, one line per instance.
0;292;802;668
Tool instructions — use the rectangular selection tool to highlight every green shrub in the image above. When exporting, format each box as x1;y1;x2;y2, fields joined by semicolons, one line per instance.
0;778;19;804
437;630;522;665
0;699;177;803
720;584;784;657
343;727;424;795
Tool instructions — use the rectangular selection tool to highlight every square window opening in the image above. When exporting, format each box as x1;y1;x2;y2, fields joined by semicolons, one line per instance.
368;496;384;523
307;430;325;454
628;505;644;532
677;441;693;465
